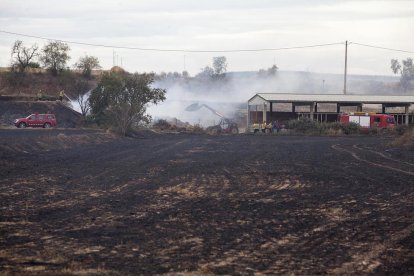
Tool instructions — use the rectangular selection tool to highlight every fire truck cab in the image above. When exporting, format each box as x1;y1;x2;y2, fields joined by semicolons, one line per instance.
339;112;395;129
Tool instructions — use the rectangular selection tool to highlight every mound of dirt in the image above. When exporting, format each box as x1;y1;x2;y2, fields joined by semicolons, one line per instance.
0;101;81;128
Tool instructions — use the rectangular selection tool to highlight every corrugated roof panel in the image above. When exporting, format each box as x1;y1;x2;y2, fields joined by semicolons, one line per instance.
249;93;414;104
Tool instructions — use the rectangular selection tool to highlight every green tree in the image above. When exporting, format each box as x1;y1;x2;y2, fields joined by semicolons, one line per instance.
391;58;414;91
40;41;70;76
10;40;39;73
89;71;166;135
75;55;101;79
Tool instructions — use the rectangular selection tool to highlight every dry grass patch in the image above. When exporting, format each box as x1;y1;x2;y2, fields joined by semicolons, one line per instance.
269;178;307;190
390;128;414;148
320;207;349;221
157;184;206;199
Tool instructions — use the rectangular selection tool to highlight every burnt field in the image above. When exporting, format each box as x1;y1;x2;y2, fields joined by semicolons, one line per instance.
0;129;413;274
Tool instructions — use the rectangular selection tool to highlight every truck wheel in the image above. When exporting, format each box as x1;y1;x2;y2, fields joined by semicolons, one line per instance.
231;128;239;134
18;122;27;128
43;123;51;128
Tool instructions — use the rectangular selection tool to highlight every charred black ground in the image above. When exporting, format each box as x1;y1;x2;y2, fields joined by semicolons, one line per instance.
0;129;413;274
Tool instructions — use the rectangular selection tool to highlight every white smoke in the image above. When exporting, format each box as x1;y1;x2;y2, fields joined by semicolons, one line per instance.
147;70;400;126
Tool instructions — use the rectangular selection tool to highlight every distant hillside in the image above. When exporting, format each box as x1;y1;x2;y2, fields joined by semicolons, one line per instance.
1;68;407;101
225;70;403;95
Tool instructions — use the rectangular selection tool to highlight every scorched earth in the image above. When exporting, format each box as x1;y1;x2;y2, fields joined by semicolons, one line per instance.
0;129;413;274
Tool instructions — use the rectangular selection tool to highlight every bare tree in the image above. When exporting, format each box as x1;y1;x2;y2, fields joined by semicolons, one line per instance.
11;40;39;73
72;79;91;117
77;92;91;117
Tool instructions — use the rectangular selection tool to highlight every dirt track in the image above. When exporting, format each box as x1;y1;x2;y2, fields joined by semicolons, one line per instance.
0;129;413;274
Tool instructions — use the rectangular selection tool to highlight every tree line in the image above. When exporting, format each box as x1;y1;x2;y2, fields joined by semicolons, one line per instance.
10;40;101;79
156;56;279;82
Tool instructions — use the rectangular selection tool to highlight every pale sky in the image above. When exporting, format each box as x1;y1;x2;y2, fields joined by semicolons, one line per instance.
0;0;413;76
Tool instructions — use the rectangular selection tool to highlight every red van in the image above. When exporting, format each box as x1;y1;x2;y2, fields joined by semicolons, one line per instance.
14;113;57;128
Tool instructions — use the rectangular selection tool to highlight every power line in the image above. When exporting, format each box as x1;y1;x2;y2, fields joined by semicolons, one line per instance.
0;29;343;53
350;42;414;54
2;29;412;54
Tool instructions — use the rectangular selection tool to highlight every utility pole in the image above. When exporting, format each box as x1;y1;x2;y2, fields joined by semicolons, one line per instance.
343;40;348;95
112;49;115;67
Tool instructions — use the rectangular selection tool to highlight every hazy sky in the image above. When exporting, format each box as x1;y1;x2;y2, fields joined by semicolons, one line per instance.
0;0;413;75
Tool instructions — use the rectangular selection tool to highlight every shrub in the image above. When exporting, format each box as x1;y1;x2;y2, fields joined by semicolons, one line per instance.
395;124;410;136
153;119;171;130
329;122;343;130
191;124;205;134
4;71;27;88
390;128;414;148
28;62;40;69
286;118;360;135
340;122;360;135
368;126;379;135
286;118;317;133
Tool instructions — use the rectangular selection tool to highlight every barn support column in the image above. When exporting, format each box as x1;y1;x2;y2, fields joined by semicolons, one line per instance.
310;102;315;120
263;103;267;123
405;105;410;125
270;102;273;113
382;104;386;114
247;104;250;129
337;104;341;113
314;103;318;113
292;103;296;113
255;105;258;123
357;104;363;112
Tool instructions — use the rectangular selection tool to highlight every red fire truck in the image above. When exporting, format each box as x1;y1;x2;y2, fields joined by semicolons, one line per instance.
339;112;396;129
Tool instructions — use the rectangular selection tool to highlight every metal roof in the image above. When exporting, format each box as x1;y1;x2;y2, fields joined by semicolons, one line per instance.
249;93;414;104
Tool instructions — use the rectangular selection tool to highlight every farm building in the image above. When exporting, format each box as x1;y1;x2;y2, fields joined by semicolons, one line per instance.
247;93;414;127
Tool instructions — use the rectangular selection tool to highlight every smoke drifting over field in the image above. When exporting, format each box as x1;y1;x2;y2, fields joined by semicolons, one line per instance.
148;71;400;126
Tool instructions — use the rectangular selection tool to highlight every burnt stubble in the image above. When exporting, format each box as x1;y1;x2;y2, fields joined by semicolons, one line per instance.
0;129;413;274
